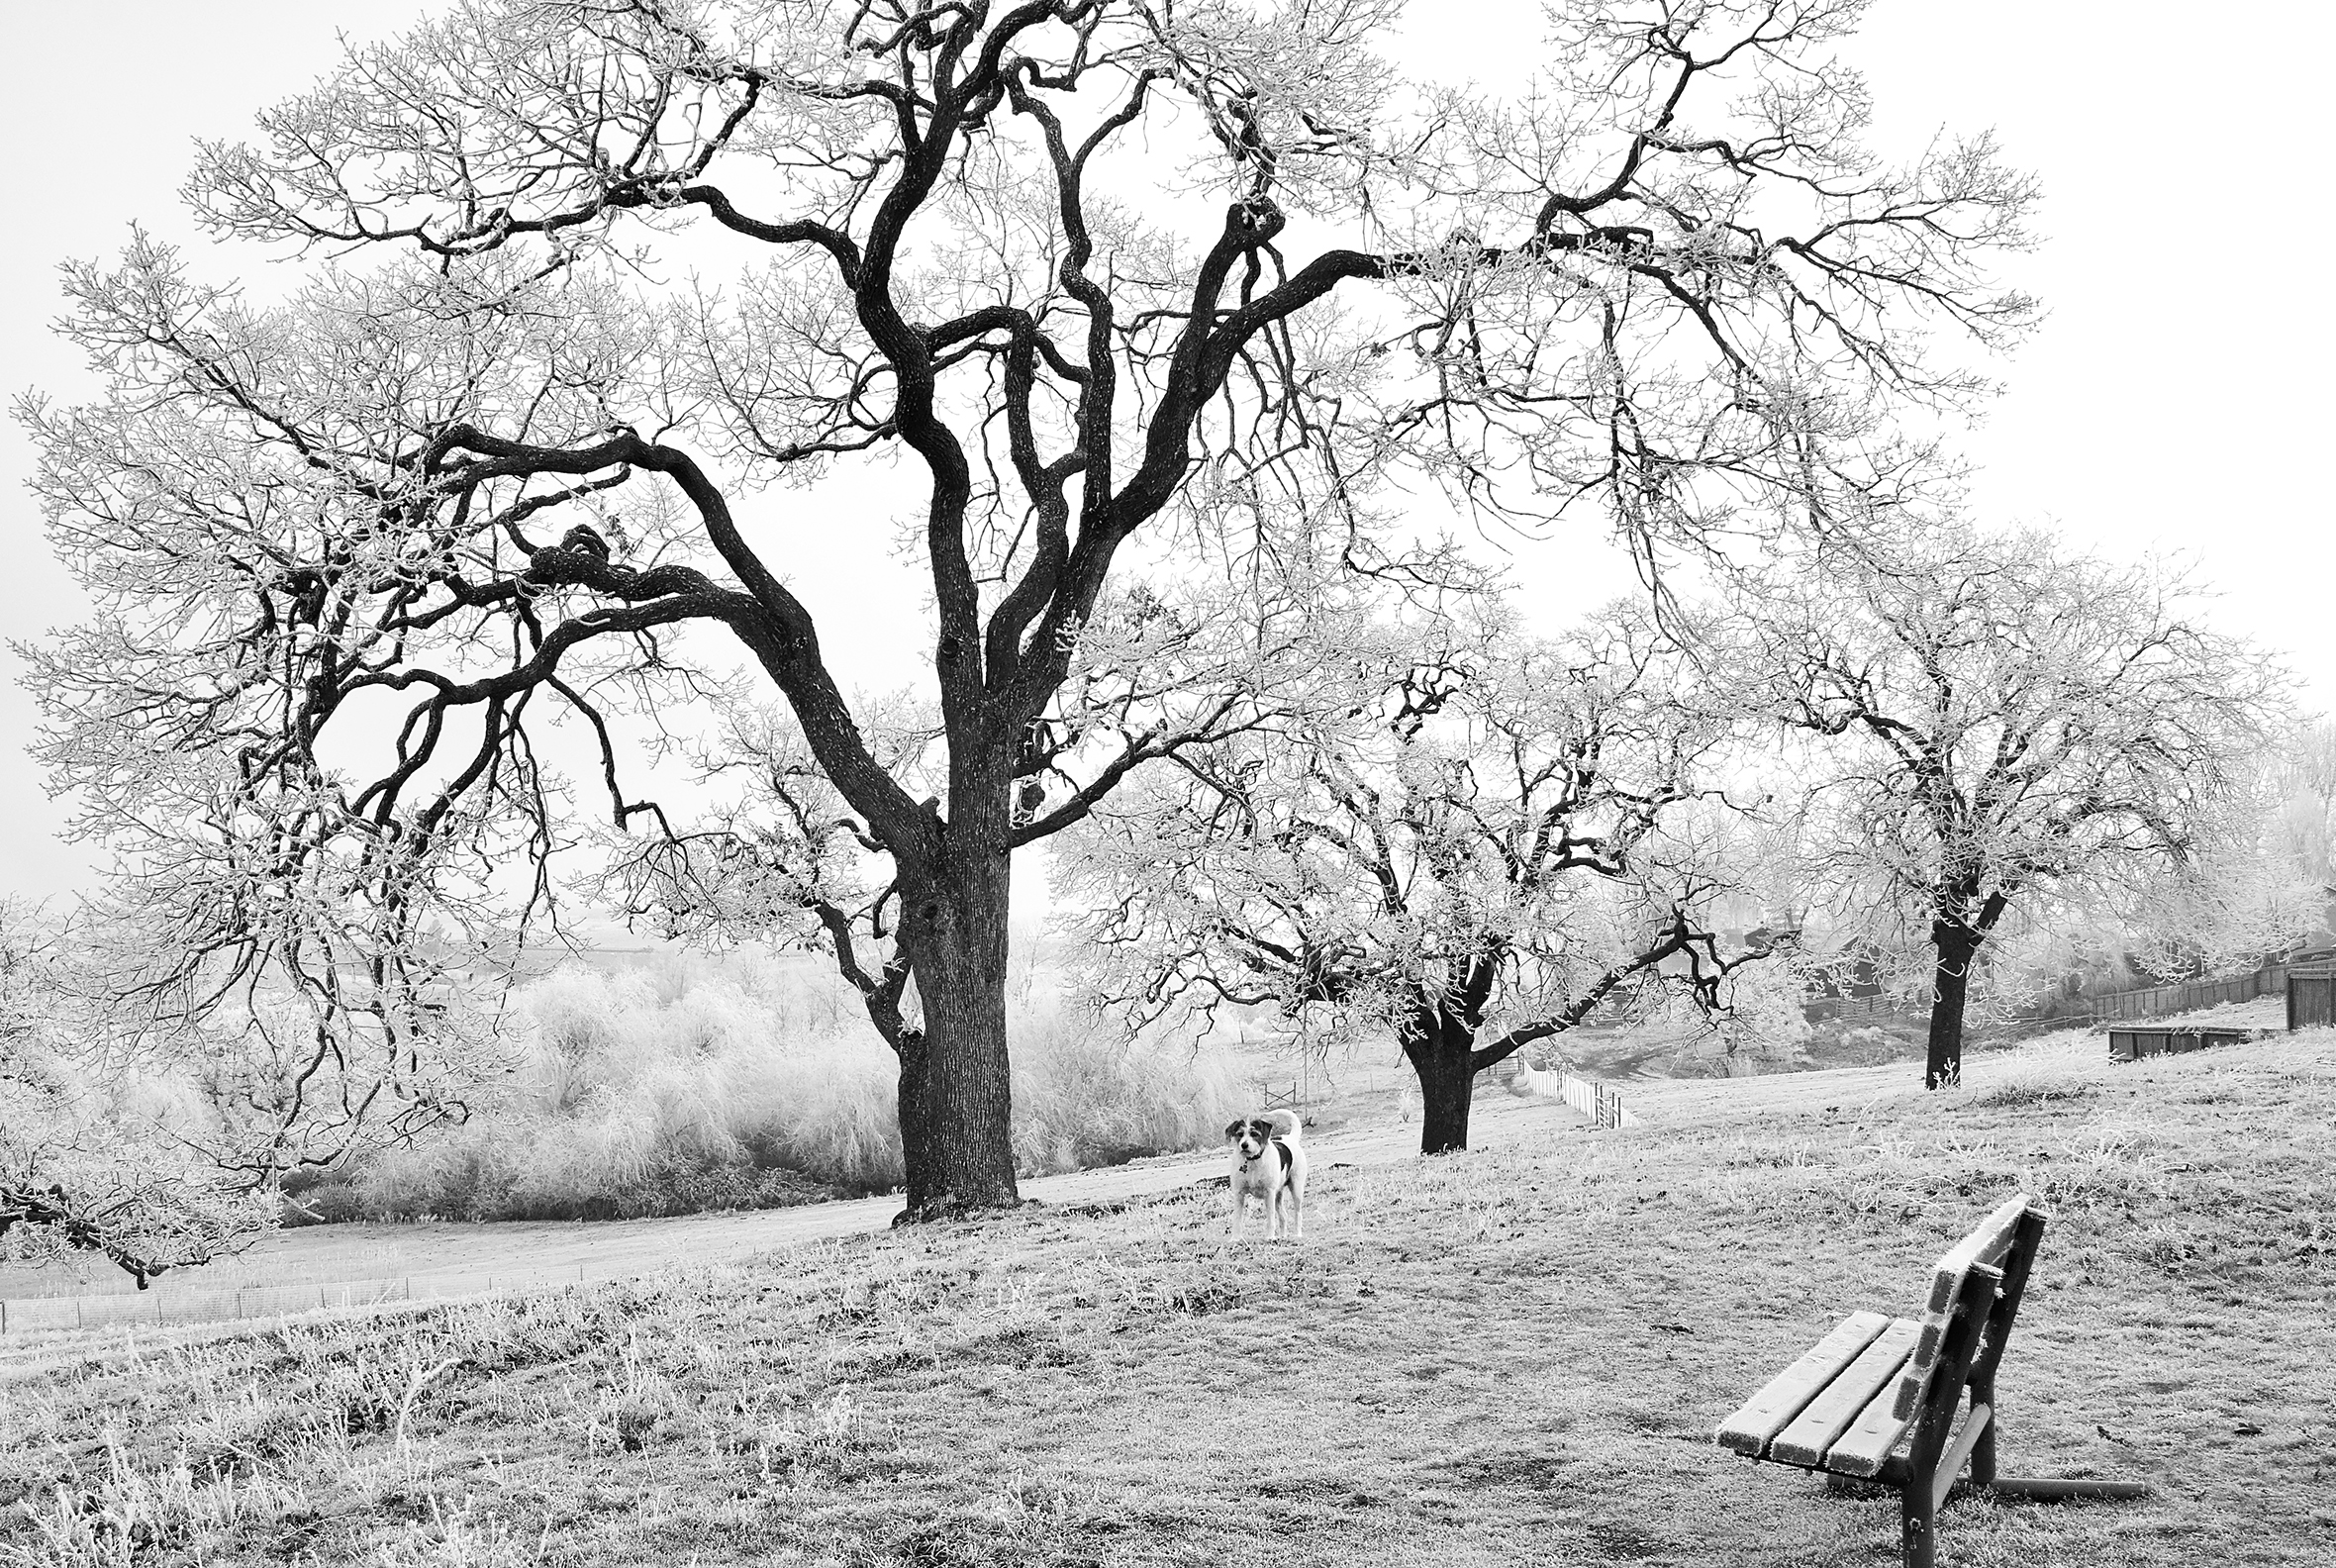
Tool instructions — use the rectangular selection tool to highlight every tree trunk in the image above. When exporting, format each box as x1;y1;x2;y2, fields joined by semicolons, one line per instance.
1924;927;1980;1091
892;845;1020;1221
1405;1011;1479;1154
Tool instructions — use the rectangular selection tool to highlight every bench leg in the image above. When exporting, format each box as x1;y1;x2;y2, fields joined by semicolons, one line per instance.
1901;1479;1938;1568
1969;1374;1997;1487
1983;1477;2153;1502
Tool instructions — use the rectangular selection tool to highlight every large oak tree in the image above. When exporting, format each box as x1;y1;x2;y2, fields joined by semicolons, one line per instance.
23;0;2032;1216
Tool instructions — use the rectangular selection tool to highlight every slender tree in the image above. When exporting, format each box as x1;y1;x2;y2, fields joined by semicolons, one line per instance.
23;0;2033;1215
1061;603;1772;1153
1742;524;2287;1088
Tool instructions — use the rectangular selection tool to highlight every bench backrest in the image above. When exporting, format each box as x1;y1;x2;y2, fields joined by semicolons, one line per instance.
1713;1193;2048;1477
1894;1194;2040;1420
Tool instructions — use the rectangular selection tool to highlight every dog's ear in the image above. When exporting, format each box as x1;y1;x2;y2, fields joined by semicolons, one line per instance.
1224;1120;1246;1141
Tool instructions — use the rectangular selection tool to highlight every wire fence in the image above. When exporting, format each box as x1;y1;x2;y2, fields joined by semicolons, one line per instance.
0;1265;591;1338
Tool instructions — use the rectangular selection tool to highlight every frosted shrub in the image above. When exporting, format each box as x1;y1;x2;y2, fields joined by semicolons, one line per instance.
1010;1009;1243;1175
327;959;1239;1219
759;1049;906;1192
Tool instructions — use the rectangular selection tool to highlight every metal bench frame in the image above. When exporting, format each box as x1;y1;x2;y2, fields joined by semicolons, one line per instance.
1717;1196;2143;1567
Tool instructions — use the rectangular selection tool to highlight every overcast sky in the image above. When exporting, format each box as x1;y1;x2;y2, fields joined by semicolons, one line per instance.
3;1;2329;902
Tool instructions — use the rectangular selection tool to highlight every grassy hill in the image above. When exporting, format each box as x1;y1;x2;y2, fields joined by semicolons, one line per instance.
3;1031;2331;1566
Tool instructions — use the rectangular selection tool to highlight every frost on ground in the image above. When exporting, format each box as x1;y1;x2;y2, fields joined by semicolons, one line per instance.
3;1033;2330;1566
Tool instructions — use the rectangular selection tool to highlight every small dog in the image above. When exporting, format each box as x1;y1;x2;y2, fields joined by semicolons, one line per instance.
1224;1109;1307;1240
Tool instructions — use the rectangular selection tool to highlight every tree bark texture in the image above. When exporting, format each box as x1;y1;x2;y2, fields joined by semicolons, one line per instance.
1406;1009;1481;1154
891;804;1021;1219
1924;925;1980;1091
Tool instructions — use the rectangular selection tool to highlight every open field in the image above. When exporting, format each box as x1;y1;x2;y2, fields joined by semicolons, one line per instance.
4;1029;2332;1565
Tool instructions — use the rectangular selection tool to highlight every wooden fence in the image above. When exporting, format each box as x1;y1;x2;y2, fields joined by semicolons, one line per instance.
1805;956;2322;1029
0;1265;590;1337
1501;1056;1636;1128
1802;994;1898;1023
2091;962;2290;1022
2287;958;2336;1031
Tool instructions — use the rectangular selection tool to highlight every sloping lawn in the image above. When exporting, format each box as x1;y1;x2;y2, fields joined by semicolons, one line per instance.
4;1034;2331;1566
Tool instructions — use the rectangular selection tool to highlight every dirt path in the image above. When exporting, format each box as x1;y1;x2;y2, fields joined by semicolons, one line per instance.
1;1032;2110;1332
277;1088;1618;1276
0;1090;1621;1372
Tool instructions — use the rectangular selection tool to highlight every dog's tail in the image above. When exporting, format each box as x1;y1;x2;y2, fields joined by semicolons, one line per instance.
1265;1107;1302;1142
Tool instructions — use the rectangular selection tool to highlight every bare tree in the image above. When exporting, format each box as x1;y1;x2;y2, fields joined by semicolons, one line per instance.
2275;720;2336;894
1740;524;2287;1088
0;902;274;1286
1060;603;1773;1153
22;0;2033;1215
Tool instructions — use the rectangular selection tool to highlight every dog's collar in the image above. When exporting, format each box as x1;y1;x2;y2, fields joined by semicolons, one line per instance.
1238;1140;1292;1176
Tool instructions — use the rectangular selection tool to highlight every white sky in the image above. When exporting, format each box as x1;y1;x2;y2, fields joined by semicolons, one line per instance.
2;0;2330;902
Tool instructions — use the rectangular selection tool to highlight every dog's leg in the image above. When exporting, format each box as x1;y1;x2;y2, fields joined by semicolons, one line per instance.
1229;1188;1244;1241
1286;1183;1303;1241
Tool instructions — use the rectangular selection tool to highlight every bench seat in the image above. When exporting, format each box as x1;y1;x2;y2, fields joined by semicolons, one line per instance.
1718;1309;1924;1475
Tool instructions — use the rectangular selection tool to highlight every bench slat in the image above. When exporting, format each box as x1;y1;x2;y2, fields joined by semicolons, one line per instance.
1923;1196;2028;1315
1899;1319;2000;1403
1771;1318;1921;1467
1893;1261;2005;1421
1823;1361;1924;1478
1890;1197;2028;1421
1715;1310;1892;1457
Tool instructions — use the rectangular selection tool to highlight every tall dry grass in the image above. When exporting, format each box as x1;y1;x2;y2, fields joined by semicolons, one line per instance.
1010;1009;1243;1175
311;954;1239;1222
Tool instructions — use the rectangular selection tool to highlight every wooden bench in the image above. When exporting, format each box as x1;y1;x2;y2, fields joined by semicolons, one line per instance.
1716;1195;2145;1567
